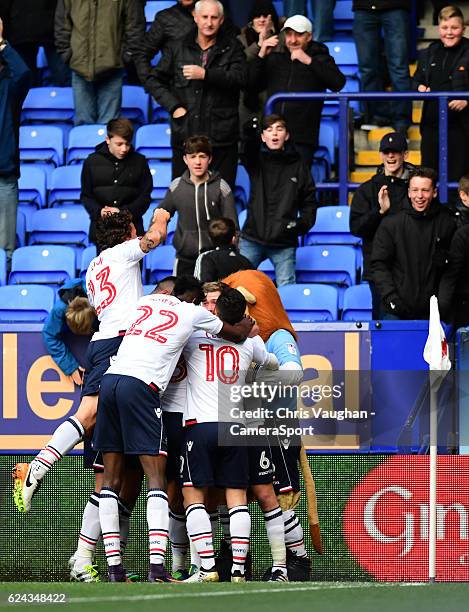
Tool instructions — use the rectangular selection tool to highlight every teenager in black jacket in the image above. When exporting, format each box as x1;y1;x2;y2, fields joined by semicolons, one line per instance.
371;168;456;319
80;119;152;247
413;5;469;182
239;114;317;286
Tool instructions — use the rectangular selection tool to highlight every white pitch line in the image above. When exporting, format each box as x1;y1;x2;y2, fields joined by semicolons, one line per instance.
65;582;428;605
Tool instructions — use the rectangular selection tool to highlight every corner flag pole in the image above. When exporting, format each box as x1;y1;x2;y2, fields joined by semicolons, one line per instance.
423;296;451;583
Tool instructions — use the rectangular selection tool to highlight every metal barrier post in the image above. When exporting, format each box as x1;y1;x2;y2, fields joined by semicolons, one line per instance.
338;97;349;205
438;96;449;204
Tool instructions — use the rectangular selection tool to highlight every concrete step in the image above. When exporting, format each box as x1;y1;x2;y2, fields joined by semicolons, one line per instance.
367;126;420;144
413;106;422;124
350;170;374;183
356;149;421;166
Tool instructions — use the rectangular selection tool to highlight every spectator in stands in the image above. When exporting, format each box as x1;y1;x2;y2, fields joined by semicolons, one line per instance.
42;279;95;385
238;1;279;131
450;174;469;228
353;0;412;135
249;15;345;167
439;219;469;328
54;0;145;126
146;0;246;189
0;0;70;87
239;114;317;286
0;17;31;266
413;5;469;184
312;1;336;43
158;135;238;276
350;132;415;318
371;167;456;320
81;118;152;249
194;217;254;281
283;2;306;16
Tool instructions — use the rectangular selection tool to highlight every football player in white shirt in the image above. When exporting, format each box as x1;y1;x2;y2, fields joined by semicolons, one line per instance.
13;208;169;575
181;287;279;583
202;282;289;582
93;278;254;582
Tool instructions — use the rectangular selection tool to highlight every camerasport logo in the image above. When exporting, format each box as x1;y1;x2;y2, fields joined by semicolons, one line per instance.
343;456;469;581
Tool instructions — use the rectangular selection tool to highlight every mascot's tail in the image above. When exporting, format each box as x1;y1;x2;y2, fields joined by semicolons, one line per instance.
299;443;323;555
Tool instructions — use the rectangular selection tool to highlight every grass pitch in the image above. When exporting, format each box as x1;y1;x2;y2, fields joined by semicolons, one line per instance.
1;582;469;612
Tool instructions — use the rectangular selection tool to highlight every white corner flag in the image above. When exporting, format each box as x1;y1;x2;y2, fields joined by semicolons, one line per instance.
422;295;451;582
423;295;451;382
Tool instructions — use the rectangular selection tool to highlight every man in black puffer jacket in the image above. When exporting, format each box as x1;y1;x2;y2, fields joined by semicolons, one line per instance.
81;118;152;248
146;0;246;189
350;132;415;317
248;14;345;167
371;167;456;320
239;114;317;286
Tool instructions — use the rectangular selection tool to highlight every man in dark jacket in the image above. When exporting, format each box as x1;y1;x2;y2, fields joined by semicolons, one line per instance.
249;15;345;167
371;167;456;320
353;0;412;134
158;135;238;275
350;132;414;317
0;18;31;265
146;0;246;189
55;0;145;125
240;114;317;286
81;118;152;248
0;0;69;86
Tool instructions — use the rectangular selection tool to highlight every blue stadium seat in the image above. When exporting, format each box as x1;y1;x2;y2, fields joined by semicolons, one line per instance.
29;207;90;252
16;210;26;248
333;1;354;34
342;284;372;321
21;87;74;123
149;162;172;201
0;249;6;286
146;245;176;283
18;166;47;226
145;1;176;25
9;245;76;287
67;125;107;164
143;204;158;230
325;42;358;77
278;283;338;322
258;258;275;281
0;284;55;322
166;213;178;245
238;209;247;230
273;1;284;16
80;245;97;280
316;122;336;166
121;86;150;125
19;125;64;167
49;166;83;206
235;165;250;206
151;98;170;123
295;245;357;286
135;124;172;160
305;206;361;247
143;284;156;295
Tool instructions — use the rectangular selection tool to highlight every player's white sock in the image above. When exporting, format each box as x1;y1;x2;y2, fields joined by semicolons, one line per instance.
209;510;218;543
31;417;84;480
219;504;231;547
169;510;188;572
99;488;122;567
118;499;131;556
185;503;215;571
147;489;169;565
283;510;307;558
229;505;250;576
75;491;100;570
189;536;201;569
264;506;287;573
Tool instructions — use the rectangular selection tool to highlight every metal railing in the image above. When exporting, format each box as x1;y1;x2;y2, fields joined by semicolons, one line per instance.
265;91;469;204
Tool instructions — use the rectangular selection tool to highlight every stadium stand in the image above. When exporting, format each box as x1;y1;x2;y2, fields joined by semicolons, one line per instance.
341;284;373;321
295;245;358;287
48;166;83;206
21;87;74;124
144;1;176;26
149;162;172;202
135;124;172;160
19;125;64;168
79;245;97;280
9;245;76;288
66;125;107;165
0;249;6;286
28;207;90;253
146;244;176;283
121;86;150;126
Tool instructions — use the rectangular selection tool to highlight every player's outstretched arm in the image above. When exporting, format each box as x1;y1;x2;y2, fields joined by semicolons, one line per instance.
218;316;254;344
140;208;170;252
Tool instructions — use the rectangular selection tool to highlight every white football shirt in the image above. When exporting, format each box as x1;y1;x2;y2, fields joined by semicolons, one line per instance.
106;293;223;391
86;239;144;341
160;357;187;414
183;332;270;424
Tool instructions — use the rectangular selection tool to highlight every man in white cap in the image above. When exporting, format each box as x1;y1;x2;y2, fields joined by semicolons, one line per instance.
248;14;345;167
